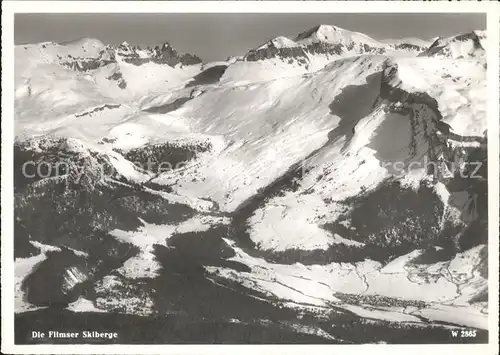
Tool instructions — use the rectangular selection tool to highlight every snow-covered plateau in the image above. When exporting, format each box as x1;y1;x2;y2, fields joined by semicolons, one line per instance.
14;25;489;344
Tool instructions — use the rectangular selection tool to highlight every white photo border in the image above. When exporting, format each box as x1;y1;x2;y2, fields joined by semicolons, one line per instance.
2;1;499;354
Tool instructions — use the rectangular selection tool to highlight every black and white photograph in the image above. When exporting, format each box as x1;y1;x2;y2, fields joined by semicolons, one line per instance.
2;1;499;353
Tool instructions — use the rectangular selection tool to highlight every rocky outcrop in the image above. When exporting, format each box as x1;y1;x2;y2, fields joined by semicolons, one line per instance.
305;41;385;57
242;26;388;66
22;249;90;307
14;137;117;191
59;41;202;73
185;65;228;87
60;58;114;72
245;43;309;66
120;141;212;173
75;104;121;118
422;31;486;58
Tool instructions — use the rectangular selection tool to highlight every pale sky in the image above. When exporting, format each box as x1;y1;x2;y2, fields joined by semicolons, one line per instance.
15;13;486;62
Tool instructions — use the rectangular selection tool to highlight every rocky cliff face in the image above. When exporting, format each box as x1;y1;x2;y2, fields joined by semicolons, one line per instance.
423;31;486;58
60;41;202;73
116;42;202;67
304;41;386;57
52;40;203;93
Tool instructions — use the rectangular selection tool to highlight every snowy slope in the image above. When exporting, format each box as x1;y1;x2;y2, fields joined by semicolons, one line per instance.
145;53;485;212
423;31;486;59
295;24;384;48
220;25;425;84
15;38;203;140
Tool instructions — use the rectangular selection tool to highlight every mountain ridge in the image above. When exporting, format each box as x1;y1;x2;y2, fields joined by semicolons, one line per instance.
17;24;487;67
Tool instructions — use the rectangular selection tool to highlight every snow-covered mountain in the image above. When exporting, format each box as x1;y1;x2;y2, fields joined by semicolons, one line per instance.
381;37;432;48
14;25;488;344
422;30;487;58
230;25;429;82
296;24;386;50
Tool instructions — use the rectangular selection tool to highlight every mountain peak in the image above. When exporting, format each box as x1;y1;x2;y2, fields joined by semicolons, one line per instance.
295;24;338;42
315;24;339;34
257;36;299;50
